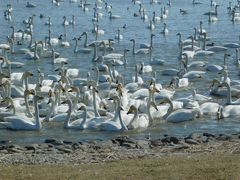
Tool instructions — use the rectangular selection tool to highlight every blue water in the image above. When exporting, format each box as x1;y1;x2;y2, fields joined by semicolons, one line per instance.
0;0;240;144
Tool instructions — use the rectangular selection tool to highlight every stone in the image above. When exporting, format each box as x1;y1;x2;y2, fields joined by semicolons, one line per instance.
203;132;215;138
45;139;63;145
185;138;199;145
216;134;231;141
161;136;179;144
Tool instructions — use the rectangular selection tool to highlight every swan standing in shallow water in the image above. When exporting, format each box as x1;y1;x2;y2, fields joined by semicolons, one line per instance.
0;95;43;130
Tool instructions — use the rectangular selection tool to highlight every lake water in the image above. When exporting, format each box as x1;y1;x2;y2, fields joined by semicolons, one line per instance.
0;0;240;144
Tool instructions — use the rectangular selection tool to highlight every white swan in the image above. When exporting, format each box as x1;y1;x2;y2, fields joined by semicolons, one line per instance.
0;95;43;130
109;11;121;19
73;37;91;53
127;102;157;129
115;29;123;40
220;82;240;105
130;39;150;54
62;16;69;26
140;34;155;49
156;97;201;122
160;23;169;35
52;49;68;64
100;95;128;131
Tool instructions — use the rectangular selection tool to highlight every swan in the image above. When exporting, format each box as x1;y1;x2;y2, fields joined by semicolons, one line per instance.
160;8;167;19
204;4;218;16
75;104;109;129
141;8;148;21
208;11;218;23
69;15;76;25
220;82;240;105
160;23;169;35
73;37;91;53
223;42;240;48
45;17;52;26
152;12;161;22
0;95;43;130
63;99;87;129
59;33;70;47
139;62;152;74
127;102;157;129
235;48;240;65
182;36;201;52
8;37;30;55
100;95;128;131
25;41;39;60
105;2;112;11
26;2;36;8
140;34;155;49
130;39;150;54
109;11;121;19
52;49;68;64
218;104;240;118
200;102;220;116
177;33;196;46
198;21;206;35
47;30;60;46
147;20;155;31
169;76;189;88
187;89;212;103
158;97;202;122
0;97;16;120
201;33;228;52
62;16;69;26
232;10;240;22
115;29;123;40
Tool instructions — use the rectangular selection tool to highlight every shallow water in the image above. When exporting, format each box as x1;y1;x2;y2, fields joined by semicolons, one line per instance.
0;0;240;144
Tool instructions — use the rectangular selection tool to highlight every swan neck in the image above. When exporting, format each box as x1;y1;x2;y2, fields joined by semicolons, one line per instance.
163;98;174;119
93;88;100;117
74;39;78;52
24;93;34;117
45;98;55;121
34;97;41;130
225;83;232;104
64;100;72;128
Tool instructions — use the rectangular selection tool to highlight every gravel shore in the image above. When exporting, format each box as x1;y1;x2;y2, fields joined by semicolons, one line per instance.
0;132;240;165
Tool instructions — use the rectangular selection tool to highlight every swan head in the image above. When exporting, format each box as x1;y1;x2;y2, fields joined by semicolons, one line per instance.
78;104;87;111
116;83;124;96
127;105;137;114
24;89;36;96
149;101;158;111
1;97;13;106
23;71;33;78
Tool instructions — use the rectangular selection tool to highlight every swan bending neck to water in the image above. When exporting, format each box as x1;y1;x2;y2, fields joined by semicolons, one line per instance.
0;95;43;130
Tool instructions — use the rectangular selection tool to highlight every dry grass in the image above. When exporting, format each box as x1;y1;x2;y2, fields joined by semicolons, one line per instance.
0;153;240;180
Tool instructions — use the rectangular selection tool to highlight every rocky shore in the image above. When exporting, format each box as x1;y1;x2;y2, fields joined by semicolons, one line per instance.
0;132;240;165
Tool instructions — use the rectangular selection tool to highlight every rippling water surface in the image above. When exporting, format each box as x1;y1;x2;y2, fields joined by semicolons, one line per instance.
0;0;240;144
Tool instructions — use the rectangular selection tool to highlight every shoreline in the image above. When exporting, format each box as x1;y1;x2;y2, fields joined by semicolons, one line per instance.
0;131;239;165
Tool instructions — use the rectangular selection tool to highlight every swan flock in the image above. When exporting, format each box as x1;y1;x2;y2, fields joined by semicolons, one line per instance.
0;0;240;139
